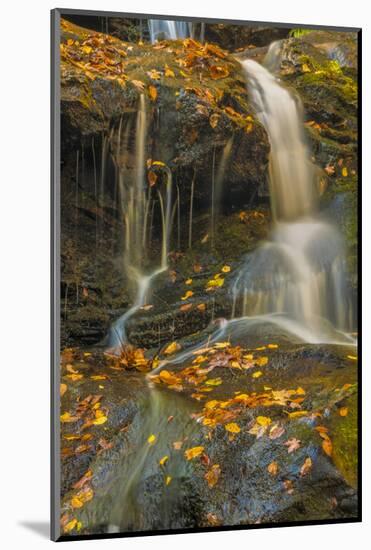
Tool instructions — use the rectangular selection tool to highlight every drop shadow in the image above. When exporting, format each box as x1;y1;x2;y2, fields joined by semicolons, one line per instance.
18;521;49;539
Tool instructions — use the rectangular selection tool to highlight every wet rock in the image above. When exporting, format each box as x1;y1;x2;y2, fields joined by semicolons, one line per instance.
204;24;290;51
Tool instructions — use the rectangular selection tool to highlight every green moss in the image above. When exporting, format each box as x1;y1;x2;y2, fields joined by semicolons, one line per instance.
329;393;358;488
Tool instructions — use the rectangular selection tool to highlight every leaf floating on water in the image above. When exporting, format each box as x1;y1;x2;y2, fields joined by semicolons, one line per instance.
300;457;313;476
267;461;279;476
147;434;156;444
225;422;240;434
164;341;181;355
181;290;194;301
184;446;204;460
205;464;221;488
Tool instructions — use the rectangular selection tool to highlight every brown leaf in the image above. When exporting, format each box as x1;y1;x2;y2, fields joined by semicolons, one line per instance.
284;438;301;453
148;84;158;102
322;438;333;456
267;461;279;476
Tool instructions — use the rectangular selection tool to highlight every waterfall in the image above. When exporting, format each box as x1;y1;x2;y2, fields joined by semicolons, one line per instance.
108;95;173;347
231;59;354;343
148;19;190;43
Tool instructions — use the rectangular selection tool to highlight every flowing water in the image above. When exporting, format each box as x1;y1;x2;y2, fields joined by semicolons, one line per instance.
108;95;173;347
229;58;355;343
148;19;190;43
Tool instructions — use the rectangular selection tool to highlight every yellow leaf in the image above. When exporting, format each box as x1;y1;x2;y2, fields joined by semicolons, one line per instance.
91;375;106;380
267;461;279;475
339;407;348;417
256;416;272;427
255;346;266;351
185;278;193;285
92;415;107;425
159;455;169;466
184;446;204;460
71;496;84;509
302;63;311;73
151;160;166;167
221;265;231;273
225;422;241;434
267;343;278;349
342;167;348;177
63;434;81;441
209;113;220;128
60;412;78;423
214;342;230;349
65;373;83;381
60;383;67;397
164;341;180;355
165;475;172;485
347;355;357;361
288;410;308;419
181;290;194;300
64;519;78;533
296;387;306;395
205;378;222;386
252;371;263;379
148;434;156;444
197;303;206;312
82;45;92;54
255;356;268;367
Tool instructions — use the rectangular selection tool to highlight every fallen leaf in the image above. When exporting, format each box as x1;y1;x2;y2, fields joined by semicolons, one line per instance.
60;412;79;423
173;441;183;450
205;378;222;386
60;383;67;397
300;457;313;476
181;290;194;300
252;371;263;379
267;344;278;349
255;356;268;367
148;84;157;102
165;476;172;485
256;416;272;427
147;434;156;444
180;303;193;312
221;265;231;273
197;303;206;312
342;166;348;177
267;461;279;476
184;446;204;460
205;464;221;487
339;407;348;417
302;63;311;73
225;422;240;433
92;415;107;425
209;113;220;128
322;438;333;456
269;424;285;440
164;341;181;355
185;278;193;285
131;79;145;91
284;438;301;453
164;64;175;77
159;455;169;466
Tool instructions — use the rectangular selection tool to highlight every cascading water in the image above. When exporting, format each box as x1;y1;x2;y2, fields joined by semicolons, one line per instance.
148;19;190;43
230;57;355;343
108;95;173;347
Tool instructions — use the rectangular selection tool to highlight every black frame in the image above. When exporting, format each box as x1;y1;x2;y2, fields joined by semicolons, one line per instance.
51;8;362;542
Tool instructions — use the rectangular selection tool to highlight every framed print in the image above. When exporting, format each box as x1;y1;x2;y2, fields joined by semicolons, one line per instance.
51;9;361;541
